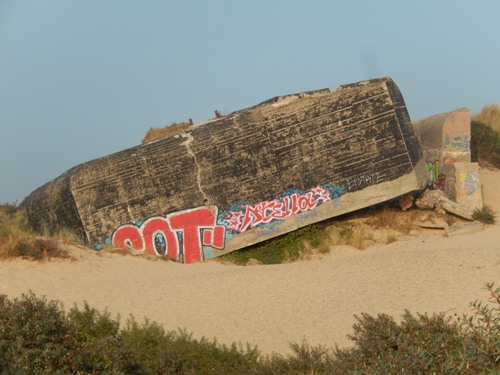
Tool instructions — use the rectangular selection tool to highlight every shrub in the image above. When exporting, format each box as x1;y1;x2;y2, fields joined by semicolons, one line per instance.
142;122;191;144
0;203;30;232
473;103;500;133
0;203;70;260
0;293;264;374
331;311;468;373
0;285;498;374
471;120;500;168
472;205;496;224
219;225;323;265
263;342;337;374
329;283;500;374
13;237;66;260
0;292;77;374
458;282;500;371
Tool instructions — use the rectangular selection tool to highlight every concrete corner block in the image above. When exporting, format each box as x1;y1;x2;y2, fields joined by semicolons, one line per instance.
445;221;484;237
441;162;483;211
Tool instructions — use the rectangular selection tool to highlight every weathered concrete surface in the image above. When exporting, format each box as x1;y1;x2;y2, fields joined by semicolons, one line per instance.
413;107;471;165
24;77;427;263
413;108;483;212
413;108;471;189
445;221;484;237
441;162;483;212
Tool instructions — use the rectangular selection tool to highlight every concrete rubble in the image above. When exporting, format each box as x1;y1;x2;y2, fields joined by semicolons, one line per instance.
445;221;484;237
415;189;474;220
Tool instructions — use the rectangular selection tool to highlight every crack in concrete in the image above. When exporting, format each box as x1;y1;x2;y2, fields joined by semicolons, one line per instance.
181;132;209;204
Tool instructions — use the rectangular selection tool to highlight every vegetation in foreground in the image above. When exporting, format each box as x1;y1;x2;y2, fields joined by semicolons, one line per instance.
0;283;498;374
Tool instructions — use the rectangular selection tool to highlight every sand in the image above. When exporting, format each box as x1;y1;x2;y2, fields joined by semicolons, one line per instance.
1;169;499;355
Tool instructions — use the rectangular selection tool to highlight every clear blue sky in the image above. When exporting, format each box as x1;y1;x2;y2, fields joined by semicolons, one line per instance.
1;1;499;204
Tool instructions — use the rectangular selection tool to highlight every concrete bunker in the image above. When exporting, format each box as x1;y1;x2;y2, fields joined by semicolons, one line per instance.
24;77;428;263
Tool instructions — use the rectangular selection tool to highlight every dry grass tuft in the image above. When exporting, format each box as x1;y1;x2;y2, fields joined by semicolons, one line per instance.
367;205;420;234
298;240;314;260
350;227;371;249
142;122;191;144
318;222;373;250
367;206;398;229
0;204;70;260
385;234;397;244
473;103;500;133
472;205;496;224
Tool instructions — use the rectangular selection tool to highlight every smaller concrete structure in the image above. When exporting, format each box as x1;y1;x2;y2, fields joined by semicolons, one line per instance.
413;108;483;212
413;108;471;165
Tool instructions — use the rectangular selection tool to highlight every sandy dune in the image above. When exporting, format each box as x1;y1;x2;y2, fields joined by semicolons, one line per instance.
1;169;499;355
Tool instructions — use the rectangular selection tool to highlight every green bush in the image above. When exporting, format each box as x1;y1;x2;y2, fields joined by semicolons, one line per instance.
121;321;262;375
331;312;469;373
263;342;338;374
0;292;78;374
459;282;500;371
219;224;323;265
329;283;500;374
0;293;264;374
0;284;498;374
0;293;140;374
471;120;500;168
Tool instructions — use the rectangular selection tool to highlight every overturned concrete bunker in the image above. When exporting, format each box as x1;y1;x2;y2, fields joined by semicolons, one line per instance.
24;77;427;263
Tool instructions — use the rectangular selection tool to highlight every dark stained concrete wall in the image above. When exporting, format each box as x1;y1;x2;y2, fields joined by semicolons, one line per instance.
24;77;427;262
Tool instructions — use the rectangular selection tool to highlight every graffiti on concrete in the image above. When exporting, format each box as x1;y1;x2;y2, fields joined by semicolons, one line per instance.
345;173;382;190
457;171;481;208
444;134;469;152
111;206;225;264
106;183;345;263
463;172;476;195
24;77;426;264
426;159;446;190
442;111;470;153
220;184;344;233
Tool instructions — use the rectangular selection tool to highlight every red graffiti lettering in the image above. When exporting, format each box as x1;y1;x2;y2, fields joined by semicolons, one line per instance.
290;194;299;214
112;224;144;252
240;204;265;232
269;199;290;220
112;206;225;264
140;217;179;258
298;192;318;211
170;207;225;264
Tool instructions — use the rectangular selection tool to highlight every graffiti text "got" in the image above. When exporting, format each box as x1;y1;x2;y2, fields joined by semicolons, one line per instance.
112;206;225;264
